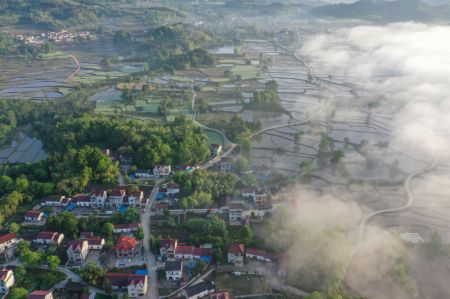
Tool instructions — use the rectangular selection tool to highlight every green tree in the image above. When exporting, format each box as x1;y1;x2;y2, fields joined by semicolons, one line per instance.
8;288;28;299
102;222;115;239
46;255;61;270
8;222;20;233
124;208;140;223
80;263;106;286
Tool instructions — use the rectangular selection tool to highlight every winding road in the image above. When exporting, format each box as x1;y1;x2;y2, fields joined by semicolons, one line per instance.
64;54;81;83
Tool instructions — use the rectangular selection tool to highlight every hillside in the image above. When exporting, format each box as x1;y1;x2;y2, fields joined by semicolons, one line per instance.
0;0;113;29
310;0;450;22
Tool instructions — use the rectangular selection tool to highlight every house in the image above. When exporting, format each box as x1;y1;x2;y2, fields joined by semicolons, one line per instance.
228;244;245;266
90;189;108;208
25;210;44;222
126;191;144;207
245;248;272;262
192;247;212;262
0;269;15;294
87;237;105;250
80;232;94;239
115;235;140;258
228;203;246;223
153;165;171;177
183;282;215;299
135;169;152;179
220;157;233;172
66;240;89;263
41;195;70;207
113;223;141;234
105;272;148;298
211;292;230;299
210;144;223;157
108;189;127;208
174;246;194;260
0;233;20;253
28;290;53;299
73;194;91;207
35;232;64;246
166;183;180;196
160;239;178;258
165;260;183;281
242;187;268;207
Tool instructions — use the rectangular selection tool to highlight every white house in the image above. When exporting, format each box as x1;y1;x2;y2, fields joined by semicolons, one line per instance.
108;189;127;208
74;195;91;207
66;240;89;263
0;269;15;294
174;246;194;260
165;260;183;281
87;237;105;250
220;157;233;173
166;183;180;196
34;232;64;246
228;244;245;266
210;144;223;157
113;223;141;234
90;189;108;208
135;169;152;179
126;191;144;207
0;233;21;253
160;239;178;258
105;272;148;298
245;248;272;262
153;165;171;177
228;203;246;223
41;195;70;207
24;210;44;222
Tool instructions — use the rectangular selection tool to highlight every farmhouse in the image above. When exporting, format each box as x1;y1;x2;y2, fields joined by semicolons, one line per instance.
245;248;273;262
41;195;71;207
183;282;215;299
115;235;140;258
87;237;105;250
24;210;44;222
125;191;144;207
27;290;53;299
66;240;89;263
165;260;183;281
105;272;148;298
108;189;127;208
0;233;21;253
34;232;64;246
160;239;177;258
135;169;152;179
153;165;171;177
210;144;223;157
73;194;91;207
90;189;108;208
227;244;245;266
166;183;180;196
113;223;141;234
0;268;15;294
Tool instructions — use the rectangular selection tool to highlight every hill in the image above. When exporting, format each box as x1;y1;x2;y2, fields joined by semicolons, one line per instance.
0;0;113;29
310;0;450;22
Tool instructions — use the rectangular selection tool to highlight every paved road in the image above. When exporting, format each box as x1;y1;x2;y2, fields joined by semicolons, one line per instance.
142;186;159;299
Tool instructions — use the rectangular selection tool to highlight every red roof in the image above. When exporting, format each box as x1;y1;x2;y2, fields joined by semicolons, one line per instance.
228;203;246;210
211;292;230;299
229;244;245;255
115;236;137;251
37;231;60;240
193;247;212;257
160;239;176;249
175;246;194;255
167;183;180;189
246;248;272;260
91;189;107;197
28;290;51;299
0;269;12;281
45;195;64;202
67;240;86;251
155;202;169;210
130;191;143;198
87;237;104;246
0;233;16;244
74;194;90;202
110;189;126;197
80;232;94;238
25;210;43;218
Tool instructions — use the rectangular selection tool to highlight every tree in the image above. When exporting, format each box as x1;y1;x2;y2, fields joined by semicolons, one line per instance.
135;227;144;241
80;263;106;286
193;260;207;275
124;208;140;223
46;212;78;238
46;255;61;270
102;222;115;239
19;250;42;269
8;222;20;233
8;288;28;299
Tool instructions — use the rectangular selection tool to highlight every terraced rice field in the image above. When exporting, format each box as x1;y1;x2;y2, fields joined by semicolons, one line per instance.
0;130;48;164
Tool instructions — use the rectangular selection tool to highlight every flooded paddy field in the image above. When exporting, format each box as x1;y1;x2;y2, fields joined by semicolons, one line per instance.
0;130;48;164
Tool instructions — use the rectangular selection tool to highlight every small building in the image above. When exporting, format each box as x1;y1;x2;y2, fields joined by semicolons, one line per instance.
126;191;144;208
192;247;212;262
90;189;108;208
135;169;152;179
153;165;171;177
210;144;223;157
160;239;178;258
73;194;91;207
165;260;183;281
105;272;148;298
113;223;141;234
0;233;20;253
174;246;194;260
220;157;233;173
184;282;215;299
87;237;105;250
115;236;140;258
0;269;15;294
228;244;245;266
166;183;180;196
210;292;230;299
246;248;272;262
41;195;70;207
35;232;64;246
27;290;53;299
242;187;268;207
108;189;127;208
228;203;246;223
25;210;44;222
66;240;89;263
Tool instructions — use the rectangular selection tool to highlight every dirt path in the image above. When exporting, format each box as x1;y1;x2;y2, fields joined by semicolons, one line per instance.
64;54;81;83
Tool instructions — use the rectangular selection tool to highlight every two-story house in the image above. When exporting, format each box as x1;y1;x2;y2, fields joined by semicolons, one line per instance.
227;244;245;266
166;183;180;196
105;272;148;298
115;236;140;258
27;290;54;299
66;240;89;263
34;232;64;246
108;189;127;208
113;223;141;234
41;195;71;207
228;203;246;224
0;233;21;253
87;237;105;250
165;260;183;281
153;165;171;177
73;194;91;207
90;189;108;208
24;210;44;222
135;169;152;179
159;239;177;259
126;191;144;208
0;269;15;294
184;282;215;299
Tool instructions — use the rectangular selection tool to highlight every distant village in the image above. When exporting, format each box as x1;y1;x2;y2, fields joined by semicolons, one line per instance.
16;30;96;45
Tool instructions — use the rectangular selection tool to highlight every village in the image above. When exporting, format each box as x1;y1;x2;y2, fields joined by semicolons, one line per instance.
16;30;96;46
0;142;288;299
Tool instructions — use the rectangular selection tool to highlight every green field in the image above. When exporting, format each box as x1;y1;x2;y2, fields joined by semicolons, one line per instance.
215;272;271;296
231;65;259;80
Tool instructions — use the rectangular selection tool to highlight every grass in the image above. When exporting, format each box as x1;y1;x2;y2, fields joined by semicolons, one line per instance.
218;59;246;65
210;77;231;83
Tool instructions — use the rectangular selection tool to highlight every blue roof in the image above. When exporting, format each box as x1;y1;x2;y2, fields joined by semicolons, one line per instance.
65;203;76;211
200;256;212;263
156;192;164;200
135;270;148;275
118;206;128;214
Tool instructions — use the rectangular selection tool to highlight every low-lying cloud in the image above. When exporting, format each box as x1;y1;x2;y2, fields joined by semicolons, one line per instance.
301;22;450;160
